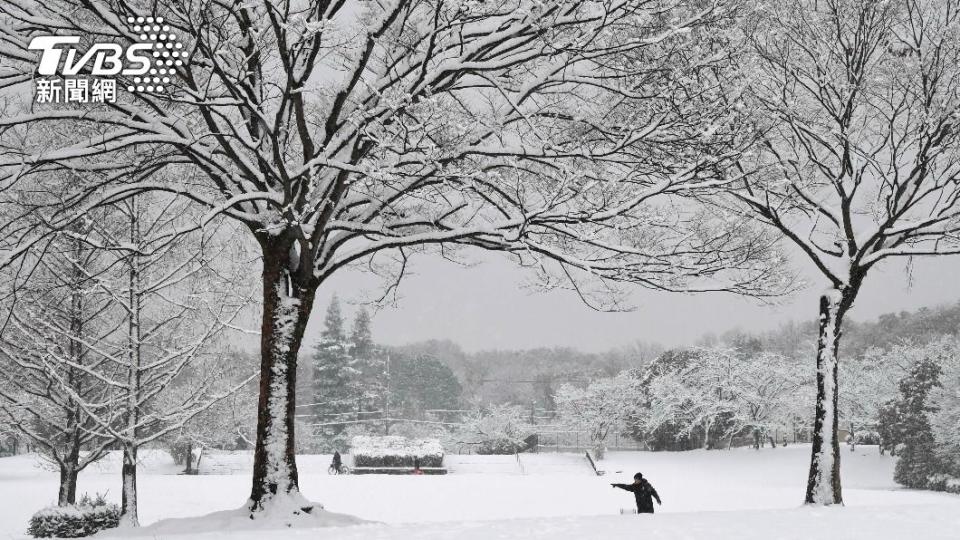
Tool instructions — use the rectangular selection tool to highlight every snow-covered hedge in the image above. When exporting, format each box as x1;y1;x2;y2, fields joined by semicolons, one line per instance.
28;494;119;538
927;474;960;494
350;436;444;468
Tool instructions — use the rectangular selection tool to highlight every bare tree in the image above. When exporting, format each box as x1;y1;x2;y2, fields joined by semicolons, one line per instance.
71;193;255;526
0;0;789;516
0;222;121;506
734;0;960;504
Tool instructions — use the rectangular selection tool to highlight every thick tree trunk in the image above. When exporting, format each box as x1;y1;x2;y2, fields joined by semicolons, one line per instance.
57;464;78;506
120;443;139;527
805;290;846;505
248;240;316;515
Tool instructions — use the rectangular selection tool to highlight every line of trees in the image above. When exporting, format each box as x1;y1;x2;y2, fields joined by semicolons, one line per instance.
552;348;810;459
0;189;257;526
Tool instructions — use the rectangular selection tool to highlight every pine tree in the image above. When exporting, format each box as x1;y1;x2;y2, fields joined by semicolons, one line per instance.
311;296;357;444
349;309;387;418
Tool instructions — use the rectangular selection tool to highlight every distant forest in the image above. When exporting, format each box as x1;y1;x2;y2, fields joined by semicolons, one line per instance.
383;299;960;411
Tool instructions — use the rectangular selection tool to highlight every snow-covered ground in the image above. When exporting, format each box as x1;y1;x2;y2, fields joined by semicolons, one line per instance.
0;445;957;539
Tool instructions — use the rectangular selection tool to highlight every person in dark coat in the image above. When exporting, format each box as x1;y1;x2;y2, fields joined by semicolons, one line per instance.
331;451;342;473
612;472;661;513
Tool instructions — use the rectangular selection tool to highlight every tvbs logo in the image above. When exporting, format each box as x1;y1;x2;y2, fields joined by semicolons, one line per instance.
29;15;184;99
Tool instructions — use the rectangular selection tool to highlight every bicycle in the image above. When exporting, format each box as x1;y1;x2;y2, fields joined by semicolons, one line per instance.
327;464;350;475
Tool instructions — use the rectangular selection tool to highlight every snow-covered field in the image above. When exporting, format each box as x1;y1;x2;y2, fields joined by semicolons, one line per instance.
1;445;958;539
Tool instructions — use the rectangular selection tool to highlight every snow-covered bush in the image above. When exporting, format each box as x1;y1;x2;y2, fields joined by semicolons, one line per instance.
846;430;881;447
27;493;119;538
350;436;443;467
456;405;534;454
925;472;960;494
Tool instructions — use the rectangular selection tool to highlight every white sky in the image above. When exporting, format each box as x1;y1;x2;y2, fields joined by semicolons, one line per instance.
302;248;960;353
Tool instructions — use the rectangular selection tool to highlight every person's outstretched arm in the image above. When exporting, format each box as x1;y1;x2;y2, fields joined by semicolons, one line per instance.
611;483;634;492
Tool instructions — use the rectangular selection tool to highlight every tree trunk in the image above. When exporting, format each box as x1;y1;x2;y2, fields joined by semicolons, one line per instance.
805;290;846;505
119;199;142;527
248;240;317;515
57;464;78;506
120;443;138;527
184;442;194;475
57;408;82;505
593;442;606;460
702;419;712;450
58;238;85;507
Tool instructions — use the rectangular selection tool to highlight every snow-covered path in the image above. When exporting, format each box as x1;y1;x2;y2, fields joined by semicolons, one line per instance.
0;445;957;539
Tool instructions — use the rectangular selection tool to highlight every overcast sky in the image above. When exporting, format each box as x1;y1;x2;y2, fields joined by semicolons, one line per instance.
301;249;960;354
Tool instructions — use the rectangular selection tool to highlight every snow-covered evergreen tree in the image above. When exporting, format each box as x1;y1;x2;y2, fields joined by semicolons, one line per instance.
891;357;943;488
349;308;387;419
311;297;359;446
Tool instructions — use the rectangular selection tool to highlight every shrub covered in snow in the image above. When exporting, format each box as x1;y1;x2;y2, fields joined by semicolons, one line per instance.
27;493;119;538
350;436;443;467
456;405;534;455
846;430;881;446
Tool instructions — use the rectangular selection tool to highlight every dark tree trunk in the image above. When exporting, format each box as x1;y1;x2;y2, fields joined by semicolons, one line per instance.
805;290;849;505
57;465;78;506
58;240;85;508
248;239;317;514
120;443;138;526
57;410;83;506
184;442;195;475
